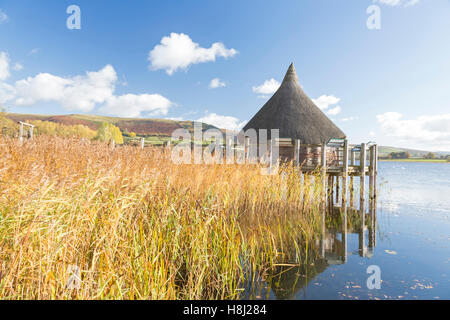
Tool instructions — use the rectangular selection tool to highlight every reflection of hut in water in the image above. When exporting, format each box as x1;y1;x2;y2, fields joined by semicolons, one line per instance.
243;63;346;165
264;209;377;300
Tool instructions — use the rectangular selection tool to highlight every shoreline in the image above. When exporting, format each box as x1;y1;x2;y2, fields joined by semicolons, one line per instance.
379;159;449;163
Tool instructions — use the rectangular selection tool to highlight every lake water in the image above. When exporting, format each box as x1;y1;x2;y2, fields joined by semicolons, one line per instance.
246;161;450;300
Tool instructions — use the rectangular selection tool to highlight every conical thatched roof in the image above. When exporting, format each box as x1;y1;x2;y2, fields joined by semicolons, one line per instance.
244;63;346;144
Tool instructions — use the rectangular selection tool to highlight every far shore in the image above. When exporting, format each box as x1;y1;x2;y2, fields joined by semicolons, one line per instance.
379;159;449;163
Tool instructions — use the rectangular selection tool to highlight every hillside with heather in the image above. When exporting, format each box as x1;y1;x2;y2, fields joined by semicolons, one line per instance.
4;113;220;137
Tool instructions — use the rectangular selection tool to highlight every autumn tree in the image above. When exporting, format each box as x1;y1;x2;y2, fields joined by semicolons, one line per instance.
96;122;123;144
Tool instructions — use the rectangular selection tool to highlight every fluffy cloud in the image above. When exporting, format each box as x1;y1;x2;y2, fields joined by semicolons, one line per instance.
209;78;226;89
377;112;450;150
0;9;8;24
0;82;15;103
100;94;173;118
252;78;280;96
0;52;11;80
197;113;247;132
373;0;419;7
326;106;342;116
0;62;174;117
148;33;238;75
13;63;23;71
13;65;117;112
312;94;342;116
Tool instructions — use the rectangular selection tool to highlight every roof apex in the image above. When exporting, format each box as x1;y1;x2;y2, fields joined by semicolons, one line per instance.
282;62;299;84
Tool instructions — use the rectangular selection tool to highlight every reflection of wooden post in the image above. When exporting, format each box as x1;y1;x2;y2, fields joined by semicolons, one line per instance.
359;223;365;258
369;201;375;251
342;218;348;263
342;140;349;211
294;139;301;166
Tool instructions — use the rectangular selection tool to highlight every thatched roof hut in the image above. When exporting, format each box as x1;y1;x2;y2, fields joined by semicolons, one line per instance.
244;63;346;144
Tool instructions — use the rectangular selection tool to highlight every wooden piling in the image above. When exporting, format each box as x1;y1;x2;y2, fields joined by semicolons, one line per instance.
360;143;367;221
342;140;349;211
140;138;145;149
19;122;24;143
350;149;355;208
245;137;250;163
327;175;333;211
321;143;327;206
295;139;301;166
335;176;340;205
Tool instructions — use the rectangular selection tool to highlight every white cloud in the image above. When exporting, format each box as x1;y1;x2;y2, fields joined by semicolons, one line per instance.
377;112;450;150
29;48;40;55
0;52;11;81
13;65;117;112
311;94;343;116
326;106;342;116
13;63;23;71
373;0;419;7
209;78;226;89
0;82;15;103
312;95;340;110
341;116;358;122
0;62;174;117
197;113;247;131
252;78;280;95
100;94;173;118
148;33;238;75
0;9;8;24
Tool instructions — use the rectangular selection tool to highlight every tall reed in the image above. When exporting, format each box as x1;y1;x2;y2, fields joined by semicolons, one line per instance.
0;136;324;299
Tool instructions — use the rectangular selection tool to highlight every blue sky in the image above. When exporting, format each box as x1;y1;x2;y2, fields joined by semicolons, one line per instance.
1;0;450;150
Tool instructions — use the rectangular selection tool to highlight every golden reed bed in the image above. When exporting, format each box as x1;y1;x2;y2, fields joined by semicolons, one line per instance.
0;136;324;299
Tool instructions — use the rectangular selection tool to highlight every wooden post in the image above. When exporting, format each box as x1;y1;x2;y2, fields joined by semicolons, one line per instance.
321;143;327;206
342;140;349;211
374;144;378;202
19;122;24;143
110;139;115;150
335;175;340;205
360;143;367;218
306;145;312;166
245;137;250;163
140;138;145;149
327;175;333;212
369;145;375;212
350;150;355;208
294;139;301;166
29;126;34;140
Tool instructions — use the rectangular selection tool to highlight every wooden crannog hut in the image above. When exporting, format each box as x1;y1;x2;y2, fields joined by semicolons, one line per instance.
243;63;378;215
244;63;346;165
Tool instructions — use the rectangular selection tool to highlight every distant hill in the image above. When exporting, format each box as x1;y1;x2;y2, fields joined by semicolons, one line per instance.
4;113;220;137
378;146;450;158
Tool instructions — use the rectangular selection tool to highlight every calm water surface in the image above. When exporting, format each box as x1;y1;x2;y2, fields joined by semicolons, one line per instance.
247;161;450;300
